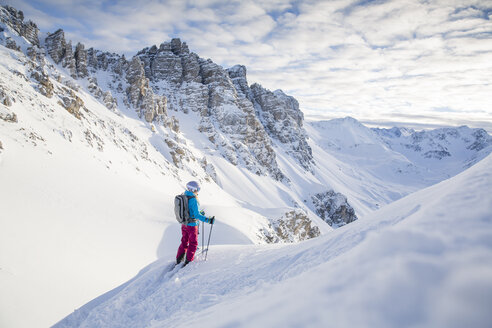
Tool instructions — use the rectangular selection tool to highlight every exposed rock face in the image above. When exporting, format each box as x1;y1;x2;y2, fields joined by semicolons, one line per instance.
1;4;321;185
27;45;45;63
44;31;95;79
87;77;103;98
136;40;208;115
85;49;128;81
151;43;182;83
5;37;20;51
0;5;324;183
45;29;67;64
228;65;313;172
136;38;201;85
164;137;193;168
199;59;285;180
0;5;39;46
0;105;17;123
45;29;76;77
312;191;358;227
87;79;119;113
249;82;314;172
102;91;118;112
200;157;218;183
57;87;84;119
135;40;285;180
468;129;492;151
125;57;167;122
0;112;17;122
0;85;13;106
74;42;88;78
30;70;54;98
227;65;252;99
61;40;76;77
261;210;321;243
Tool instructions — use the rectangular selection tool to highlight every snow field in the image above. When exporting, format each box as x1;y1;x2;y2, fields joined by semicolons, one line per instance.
56;154;492;328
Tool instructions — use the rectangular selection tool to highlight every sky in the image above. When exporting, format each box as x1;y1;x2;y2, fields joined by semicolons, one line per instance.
3;0;492;131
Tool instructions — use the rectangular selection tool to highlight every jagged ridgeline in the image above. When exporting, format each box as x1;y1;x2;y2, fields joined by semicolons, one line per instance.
0;5;359;236
0;5;314;181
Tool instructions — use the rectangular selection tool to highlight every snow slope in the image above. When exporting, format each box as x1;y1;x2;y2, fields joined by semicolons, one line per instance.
55;153;492;328
0;32;324;327
1;7;491;327
0;42;263;327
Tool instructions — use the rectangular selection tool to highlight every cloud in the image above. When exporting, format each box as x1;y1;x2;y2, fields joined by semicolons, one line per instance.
3;0;491;130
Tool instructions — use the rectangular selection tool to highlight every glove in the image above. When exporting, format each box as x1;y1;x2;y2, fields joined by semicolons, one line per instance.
200;210;205;215
208;216;215;225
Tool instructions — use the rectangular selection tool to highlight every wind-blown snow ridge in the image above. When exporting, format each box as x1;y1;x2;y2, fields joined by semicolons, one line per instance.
55;154;492;328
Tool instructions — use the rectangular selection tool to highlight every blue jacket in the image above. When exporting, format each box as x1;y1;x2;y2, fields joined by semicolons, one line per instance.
185;190;209;226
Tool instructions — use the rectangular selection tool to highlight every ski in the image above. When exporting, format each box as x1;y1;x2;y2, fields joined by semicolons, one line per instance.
166;262;189;279
153;262;174;284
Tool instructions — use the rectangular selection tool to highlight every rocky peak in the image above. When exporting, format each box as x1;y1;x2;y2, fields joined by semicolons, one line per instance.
227;66;313;173
0;0;314;180
126;57;145;85
86;48;127;74
134;40;286;180
227;64;252;99
250;83;304;129
74;42;88;78
125;56;167;122
2;3;312;180
196;59;286;180
170;38;189;55
44;29;77;77
45;29;66;64
227;64;247;79
0;5;39;46
136;38;199;85
248;82;313;172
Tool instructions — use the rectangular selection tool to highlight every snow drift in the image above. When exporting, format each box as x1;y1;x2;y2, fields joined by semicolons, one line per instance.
55;154;492;328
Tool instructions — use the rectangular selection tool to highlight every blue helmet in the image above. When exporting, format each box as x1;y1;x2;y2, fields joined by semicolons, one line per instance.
186;181;201;193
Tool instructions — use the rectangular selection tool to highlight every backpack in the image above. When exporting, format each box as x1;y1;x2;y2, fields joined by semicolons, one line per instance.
174;194;195;224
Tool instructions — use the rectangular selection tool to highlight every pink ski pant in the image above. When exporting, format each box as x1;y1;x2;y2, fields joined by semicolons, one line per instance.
177;224;198;262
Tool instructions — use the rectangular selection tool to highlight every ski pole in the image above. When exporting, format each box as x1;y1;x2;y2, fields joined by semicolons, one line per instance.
201;221;205;255
204;220;214;261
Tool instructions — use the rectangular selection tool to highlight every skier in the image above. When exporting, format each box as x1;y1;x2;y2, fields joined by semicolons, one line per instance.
176;181;215;266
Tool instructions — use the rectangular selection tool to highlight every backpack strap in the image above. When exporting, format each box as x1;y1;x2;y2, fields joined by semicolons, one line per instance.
185;195;196;223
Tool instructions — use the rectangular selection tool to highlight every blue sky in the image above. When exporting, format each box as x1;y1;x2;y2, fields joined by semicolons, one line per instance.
3;0;492;130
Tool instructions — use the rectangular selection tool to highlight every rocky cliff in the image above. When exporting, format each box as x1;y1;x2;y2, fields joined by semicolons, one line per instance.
228;65;314;172
311;191;358;227
261;209;321;243
136;39;286;180
0;5;39;46
0;4;359;234
38;29;309;181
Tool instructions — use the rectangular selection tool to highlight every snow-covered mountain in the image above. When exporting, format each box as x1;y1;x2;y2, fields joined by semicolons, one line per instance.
0;5;491;328
308;117;492;207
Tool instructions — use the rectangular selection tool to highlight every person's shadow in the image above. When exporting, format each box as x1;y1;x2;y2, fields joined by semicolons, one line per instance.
156;220;252;259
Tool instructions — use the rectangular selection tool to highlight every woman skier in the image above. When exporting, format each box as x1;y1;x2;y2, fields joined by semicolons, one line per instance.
176;181;215;266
